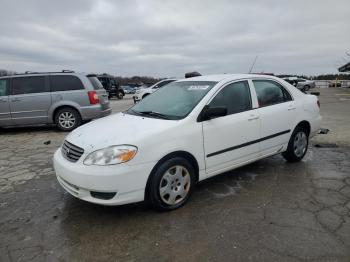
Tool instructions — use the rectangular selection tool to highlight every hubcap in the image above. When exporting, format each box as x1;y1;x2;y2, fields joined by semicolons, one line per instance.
293;131;307;157
58;112;76;129
159;165;191;205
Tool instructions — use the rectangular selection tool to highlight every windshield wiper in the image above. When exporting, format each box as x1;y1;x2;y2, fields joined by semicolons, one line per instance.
137;111;171;119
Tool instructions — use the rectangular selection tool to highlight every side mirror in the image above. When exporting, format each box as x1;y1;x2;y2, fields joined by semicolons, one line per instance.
199;106;227;121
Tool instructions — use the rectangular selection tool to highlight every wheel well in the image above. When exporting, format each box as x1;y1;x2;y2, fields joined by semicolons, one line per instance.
144;151;200;199
53;105;80;122
142;93;149;99
295;121;311;135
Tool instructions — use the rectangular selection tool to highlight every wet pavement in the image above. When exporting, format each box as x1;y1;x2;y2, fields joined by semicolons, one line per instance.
1;88;350;261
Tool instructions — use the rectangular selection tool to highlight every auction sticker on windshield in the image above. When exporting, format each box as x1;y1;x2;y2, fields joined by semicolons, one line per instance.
188;85;210;90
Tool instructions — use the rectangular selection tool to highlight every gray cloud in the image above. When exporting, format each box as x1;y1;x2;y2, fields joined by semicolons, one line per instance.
0;0;349;76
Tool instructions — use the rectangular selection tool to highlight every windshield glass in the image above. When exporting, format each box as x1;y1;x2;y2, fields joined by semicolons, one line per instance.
128;81;217;120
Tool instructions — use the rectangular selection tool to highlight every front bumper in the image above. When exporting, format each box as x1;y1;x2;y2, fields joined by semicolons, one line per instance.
53;149;155;205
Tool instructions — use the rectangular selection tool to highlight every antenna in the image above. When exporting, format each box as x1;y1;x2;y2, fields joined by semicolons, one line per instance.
248;55;258;73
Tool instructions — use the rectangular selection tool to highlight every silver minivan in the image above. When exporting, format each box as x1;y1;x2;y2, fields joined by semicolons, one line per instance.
0;71;111;131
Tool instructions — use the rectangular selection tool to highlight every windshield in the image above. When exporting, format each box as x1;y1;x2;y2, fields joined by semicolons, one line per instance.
127;81;217;120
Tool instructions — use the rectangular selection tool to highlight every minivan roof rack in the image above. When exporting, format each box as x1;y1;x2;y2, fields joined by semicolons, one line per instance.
13;70;75;76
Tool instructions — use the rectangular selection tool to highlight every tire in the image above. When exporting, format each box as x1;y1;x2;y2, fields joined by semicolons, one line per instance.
117;91;124;99
55;107;81;131
146;157;196;211
304;85;310;91
282;126;309;162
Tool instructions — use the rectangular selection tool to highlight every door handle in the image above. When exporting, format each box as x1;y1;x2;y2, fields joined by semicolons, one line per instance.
11;98;21;102
288;107;296;111
0;98;7;102
248;115;259;121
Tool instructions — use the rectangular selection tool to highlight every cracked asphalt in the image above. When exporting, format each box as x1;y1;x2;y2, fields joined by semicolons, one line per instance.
1;89;350;262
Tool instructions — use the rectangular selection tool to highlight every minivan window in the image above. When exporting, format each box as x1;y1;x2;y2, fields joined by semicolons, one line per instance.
88;77;104;90
50;75;84;91
12;76;47;95
129;81;217;120
209;81;252;115
253;80;292;107
0;79;7;96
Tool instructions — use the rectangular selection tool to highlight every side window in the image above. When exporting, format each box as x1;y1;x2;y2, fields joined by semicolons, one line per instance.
50;75;84;92
12;76;47;95
209;81;252;115
253;80;292;107
0;79;8;96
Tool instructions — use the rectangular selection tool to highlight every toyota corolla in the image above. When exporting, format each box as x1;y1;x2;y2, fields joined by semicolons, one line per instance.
53;74;321;210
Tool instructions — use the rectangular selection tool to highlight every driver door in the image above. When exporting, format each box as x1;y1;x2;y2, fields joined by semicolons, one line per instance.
202;80;261;175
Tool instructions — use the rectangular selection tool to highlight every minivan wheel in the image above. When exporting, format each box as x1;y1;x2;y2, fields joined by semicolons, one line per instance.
304;85;310;91
55;108;81;131
147;157;195;211
282;126;309;162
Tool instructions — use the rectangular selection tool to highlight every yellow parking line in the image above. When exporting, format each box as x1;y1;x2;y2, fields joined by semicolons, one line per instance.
335;93;350;96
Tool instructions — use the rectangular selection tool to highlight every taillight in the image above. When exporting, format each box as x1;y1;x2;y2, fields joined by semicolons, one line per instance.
88;91;100;105
317;100;320;108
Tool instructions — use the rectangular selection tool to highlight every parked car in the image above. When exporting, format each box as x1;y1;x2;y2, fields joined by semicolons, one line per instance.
328;80;342;87
133;79;177;103
54;74;321;210
0;71;111;131
97;74;125;99
282;77;315;91
122;86;137;94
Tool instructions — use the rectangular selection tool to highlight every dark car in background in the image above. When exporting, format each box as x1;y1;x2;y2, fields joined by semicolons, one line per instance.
97;74;125;99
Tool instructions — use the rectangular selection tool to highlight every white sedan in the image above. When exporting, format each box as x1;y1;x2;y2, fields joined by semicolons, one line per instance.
133;79;176;103
53;74;321;210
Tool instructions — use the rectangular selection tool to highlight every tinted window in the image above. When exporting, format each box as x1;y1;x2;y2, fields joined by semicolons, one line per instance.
0;79;8;96
97;77;107;88
88;77;103;90
253;80;292;107
50;75;84;91
209;81;252;115
12;76;47;95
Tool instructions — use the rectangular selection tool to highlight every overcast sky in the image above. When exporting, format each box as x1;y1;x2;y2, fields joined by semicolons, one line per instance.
0;0;349;77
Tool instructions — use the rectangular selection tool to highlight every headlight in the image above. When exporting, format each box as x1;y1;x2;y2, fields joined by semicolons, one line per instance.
83;145;137;166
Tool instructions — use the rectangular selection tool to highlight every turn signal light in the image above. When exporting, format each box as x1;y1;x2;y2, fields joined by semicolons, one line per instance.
88;91;100;105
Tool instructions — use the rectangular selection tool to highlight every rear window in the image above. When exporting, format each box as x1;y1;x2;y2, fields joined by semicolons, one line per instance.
12;76;47;95
50;75;84;91
88;77;103;90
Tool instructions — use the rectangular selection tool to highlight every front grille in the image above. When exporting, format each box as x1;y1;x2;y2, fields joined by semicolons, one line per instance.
61;140;84;162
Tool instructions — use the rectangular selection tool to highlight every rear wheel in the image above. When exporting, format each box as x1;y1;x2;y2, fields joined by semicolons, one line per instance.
146;157;195;211
282;126;309;162
304;85;310;91
117;90;124;99
55;108;81;131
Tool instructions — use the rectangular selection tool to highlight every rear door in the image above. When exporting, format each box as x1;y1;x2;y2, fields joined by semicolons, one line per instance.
202;80;261;174
252;79;296;156
0;78;12;126
10;76;51;125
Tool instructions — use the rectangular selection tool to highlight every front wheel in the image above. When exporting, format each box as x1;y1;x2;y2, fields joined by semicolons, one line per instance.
282;126;309;162
303;85;310;91
146;157;195;211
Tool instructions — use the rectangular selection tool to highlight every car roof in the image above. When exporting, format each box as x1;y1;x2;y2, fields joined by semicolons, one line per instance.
178;74;278;83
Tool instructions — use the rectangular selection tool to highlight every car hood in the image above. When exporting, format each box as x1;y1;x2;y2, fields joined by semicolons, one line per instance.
65;113;179;152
